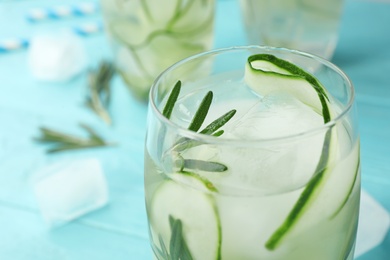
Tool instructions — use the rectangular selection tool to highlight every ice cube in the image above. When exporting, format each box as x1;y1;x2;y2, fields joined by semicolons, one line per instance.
28;31;87;82
355;189;390;257
33;158;109;227
226;93;323;140
203;94;326;194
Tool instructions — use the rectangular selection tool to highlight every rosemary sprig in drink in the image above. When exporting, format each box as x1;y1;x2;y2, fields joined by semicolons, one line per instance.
35;123;115;153
85;61;115;125
161;80;236;173
163;80;181;119
156;216;194;260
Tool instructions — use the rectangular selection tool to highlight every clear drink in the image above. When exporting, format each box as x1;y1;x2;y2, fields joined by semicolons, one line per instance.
144;46;360;259
101;0;215;101
239;0;344;60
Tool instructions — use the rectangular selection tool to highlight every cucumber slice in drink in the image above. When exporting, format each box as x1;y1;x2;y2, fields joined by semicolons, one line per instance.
329;141;360;219
140;33;205;76
245;54;331;122
114;32;205;100
108;20;151;47
143;0;179;24
150;172;221;260
168;0;214;33
244;54;352;250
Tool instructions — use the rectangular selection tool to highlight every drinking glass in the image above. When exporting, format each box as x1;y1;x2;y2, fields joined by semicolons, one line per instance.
101;0;215;101
144;46;360;259
239;0;344;60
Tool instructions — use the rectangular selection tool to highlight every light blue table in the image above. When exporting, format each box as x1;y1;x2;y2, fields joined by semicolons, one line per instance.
0;0;389;259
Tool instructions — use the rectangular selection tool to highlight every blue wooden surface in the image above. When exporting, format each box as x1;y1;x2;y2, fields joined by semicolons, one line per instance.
0;0;389;259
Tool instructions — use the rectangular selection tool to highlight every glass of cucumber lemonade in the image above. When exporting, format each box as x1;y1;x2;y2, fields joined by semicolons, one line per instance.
144;46;360;260
239;0;344;60
101;0;215;101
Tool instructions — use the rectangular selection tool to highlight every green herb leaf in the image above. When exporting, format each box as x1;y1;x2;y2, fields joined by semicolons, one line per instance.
172;137;200;153
79;123;104;141
168;216;194;260
45;142;109;153
158;81;182;158
158;234;170;259
200;109;236;135
169;217;184;260
180;239;193;260
212;130;224;137
171;108;233;152
188;91;213;132
85;61;115;125
35;124;115;153
162;83;235;175
35;127;86;145
163;80;182;119
183;159;228;172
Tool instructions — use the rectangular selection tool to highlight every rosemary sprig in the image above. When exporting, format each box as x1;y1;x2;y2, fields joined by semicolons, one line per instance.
35;123;115;153
156;216;193;260
183;159;227;172
187;91;213;132
85;61;115;125
163;80;181;119
157;235;170;260
200;110;236;135
162;80;236;173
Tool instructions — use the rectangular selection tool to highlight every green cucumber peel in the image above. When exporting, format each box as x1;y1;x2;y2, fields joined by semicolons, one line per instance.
111;1;212;49
246;54;336;250
178;171;219;193
247;54;331;124
140;0;153;21
167;0;195;29
330;152;360;219
266;132;332;250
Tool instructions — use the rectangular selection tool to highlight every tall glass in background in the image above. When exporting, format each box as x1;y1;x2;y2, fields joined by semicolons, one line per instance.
144;46;360;259
100;0;215;101
239;0;344;60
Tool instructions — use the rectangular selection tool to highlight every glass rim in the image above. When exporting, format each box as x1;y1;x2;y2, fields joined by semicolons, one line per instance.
149;45;355;146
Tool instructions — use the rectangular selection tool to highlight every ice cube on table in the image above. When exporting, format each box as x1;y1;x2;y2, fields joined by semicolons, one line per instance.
355;189;390;257
33;158;109;227
27;32;87;82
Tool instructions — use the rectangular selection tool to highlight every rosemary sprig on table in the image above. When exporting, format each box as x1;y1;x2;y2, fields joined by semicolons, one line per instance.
35;123;115;153
162;80;236;173
85;61;115;125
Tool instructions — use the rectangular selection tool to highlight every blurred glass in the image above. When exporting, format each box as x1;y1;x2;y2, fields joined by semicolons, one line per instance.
101;0;215;101
239;0;344;60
